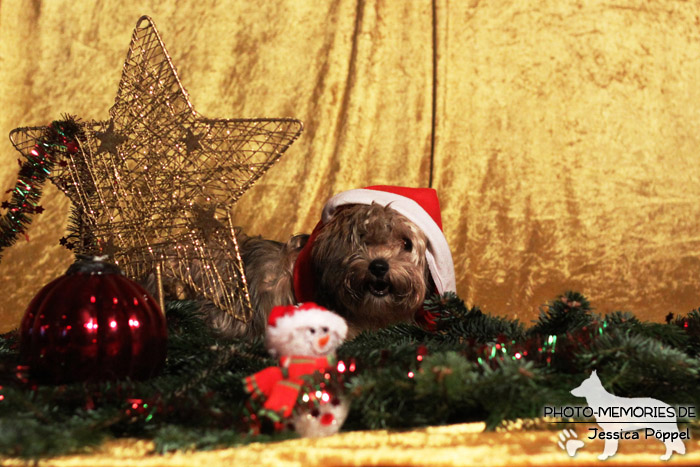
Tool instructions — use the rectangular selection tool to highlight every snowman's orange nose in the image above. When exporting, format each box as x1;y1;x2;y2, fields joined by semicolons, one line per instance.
318;335;330;348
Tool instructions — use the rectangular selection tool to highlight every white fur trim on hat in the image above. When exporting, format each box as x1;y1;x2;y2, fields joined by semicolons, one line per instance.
321;188;456;294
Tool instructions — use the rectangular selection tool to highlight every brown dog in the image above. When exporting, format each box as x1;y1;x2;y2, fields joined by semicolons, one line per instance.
306;202;431;334
160;186;456;339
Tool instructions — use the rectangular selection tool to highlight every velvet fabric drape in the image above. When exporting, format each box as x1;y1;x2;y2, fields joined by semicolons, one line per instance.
2;0;700;330
2;422;699;466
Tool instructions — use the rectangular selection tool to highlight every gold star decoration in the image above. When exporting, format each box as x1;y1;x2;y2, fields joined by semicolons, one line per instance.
9;16;303;323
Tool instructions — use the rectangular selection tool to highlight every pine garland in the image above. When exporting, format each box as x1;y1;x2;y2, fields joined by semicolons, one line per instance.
0;291;699;459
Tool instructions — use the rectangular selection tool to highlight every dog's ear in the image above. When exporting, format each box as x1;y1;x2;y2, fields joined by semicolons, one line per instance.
286;234;309;251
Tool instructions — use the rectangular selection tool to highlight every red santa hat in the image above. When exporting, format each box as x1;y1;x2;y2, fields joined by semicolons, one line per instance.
293;186;456;304
266;302;348;341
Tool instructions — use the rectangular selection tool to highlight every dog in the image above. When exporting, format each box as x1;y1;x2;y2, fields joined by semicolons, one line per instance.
571;370;687;461
152;186;456;339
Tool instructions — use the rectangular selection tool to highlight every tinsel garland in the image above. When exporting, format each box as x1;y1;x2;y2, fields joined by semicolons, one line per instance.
0;291;698;459
0;117;83;259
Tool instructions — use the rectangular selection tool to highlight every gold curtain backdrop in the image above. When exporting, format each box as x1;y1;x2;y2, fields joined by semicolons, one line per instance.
3;0;700;331
2;1;700;328
2;1;700;465
3;0;699;329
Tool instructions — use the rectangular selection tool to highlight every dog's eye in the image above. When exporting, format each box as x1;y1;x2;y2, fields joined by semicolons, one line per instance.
403;238;413;252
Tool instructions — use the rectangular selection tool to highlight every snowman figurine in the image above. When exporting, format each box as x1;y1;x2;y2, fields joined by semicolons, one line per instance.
243;302;350;437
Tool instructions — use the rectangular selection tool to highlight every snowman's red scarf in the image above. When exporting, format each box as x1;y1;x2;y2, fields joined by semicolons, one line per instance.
243;354;336;421
292;223;438;331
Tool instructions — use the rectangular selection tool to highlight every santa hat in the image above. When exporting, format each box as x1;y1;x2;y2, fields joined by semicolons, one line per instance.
266;302;348;341
293;186;456;303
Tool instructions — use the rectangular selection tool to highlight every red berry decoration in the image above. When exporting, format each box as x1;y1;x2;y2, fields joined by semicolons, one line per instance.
19;256;167;384
65;141;79;154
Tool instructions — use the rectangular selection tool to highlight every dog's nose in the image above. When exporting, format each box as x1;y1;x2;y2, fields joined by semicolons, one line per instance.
369;259;389;278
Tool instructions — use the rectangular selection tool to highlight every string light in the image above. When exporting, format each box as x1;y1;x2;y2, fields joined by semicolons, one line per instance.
84;319;98;331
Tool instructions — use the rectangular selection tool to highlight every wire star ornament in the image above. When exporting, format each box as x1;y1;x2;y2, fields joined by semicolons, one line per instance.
9;16;303;323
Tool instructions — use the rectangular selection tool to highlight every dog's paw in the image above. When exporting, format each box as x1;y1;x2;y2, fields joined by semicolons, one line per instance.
557;429;584;457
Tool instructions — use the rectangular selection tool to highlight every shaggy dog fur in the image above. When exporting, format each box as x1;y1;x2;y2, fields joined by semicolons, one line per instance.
151;203;432;339
309;203;430;336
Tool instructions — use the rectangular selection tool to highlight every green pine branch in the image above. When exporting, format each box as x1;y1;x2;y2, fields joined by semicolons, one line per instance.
0;291;699;459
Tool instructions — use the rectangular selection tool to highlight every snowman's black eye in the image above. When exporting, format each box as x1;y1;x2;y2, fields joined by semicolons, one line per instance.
308;328;316;334
321;327;329;333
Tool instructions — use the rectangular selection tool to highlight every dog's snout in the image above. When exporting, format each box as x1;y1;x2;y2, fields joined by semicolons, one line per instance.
369;259;389;278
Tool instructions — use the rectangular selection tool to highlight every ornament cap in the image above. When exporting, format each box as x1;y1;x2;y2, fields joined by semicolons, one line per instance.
65;255;124;276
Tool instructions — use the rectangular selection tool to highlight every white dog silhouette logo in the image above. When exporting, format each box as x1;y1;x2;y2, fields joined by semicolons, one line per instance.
570;370;687;461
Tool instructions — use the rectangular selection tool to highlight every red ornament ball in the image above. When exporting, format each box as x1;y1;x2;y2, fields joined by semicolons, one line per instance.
19;256;167;384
